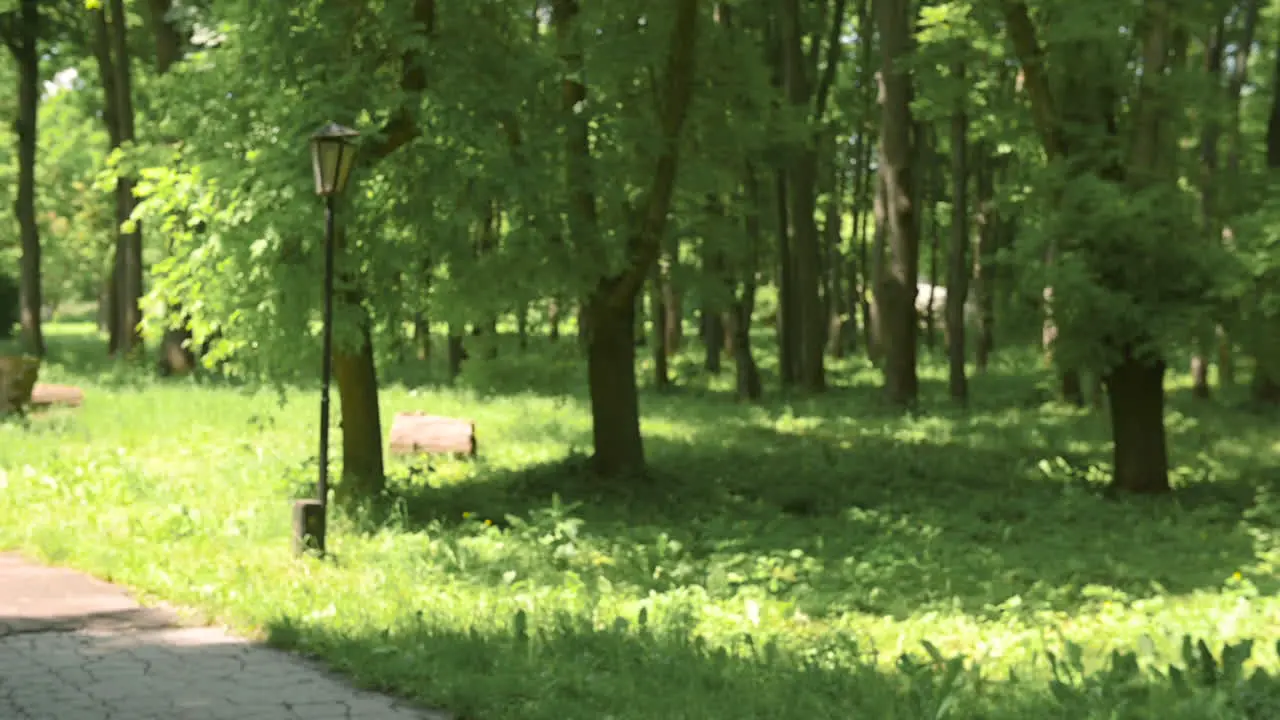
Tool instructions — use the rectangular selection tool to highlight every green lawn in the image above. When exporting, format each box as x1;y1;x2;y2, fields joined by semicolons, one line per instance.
2;323;1279;719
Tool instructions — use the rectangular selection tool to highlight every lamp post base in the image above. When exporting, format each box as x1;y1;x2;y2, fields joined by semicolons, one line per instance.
291;499;326;556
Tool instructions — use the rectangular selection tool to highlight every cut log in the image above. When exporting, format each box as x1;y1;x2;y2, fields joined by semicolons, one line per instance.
388;413;477;456
0;355;40;416
30;384;84;408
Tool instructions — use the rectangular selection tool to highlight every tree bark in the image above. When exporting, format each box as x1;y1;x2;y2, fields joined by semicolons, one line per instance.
553;0;700;477
650;265;670;389
780;0;828;392
662;263;683;354
734;164;766;401
332;318;386;504
946;59;969;402
447;325;465;380
1104;350;1170;494
89;7;122;352
4;0;44;356
973;146;995;372
107;0;144;356
921;128;938;349
1191;17;1226;398
875;0;919;406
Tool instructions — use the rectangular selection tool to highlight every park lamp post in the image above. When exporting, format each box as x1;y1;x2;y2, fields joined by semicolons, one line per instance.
293;122;359;557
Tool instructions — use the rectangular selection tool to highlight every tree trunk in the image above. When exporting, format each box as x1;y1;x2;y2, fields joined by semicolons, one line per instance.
1191;17;1226;398
703;308;724;374
945;59;969;402
868;175;887;366
875;0;919;406
414;313;430;359
108;0;144;356
6;0;44;356
552;0;699;477
585;295;645;475
1253;366;1280;404
775;170;799;386
973;146;995;372
779;0;827;392
516;303;529;349
1104;350;1171;494
731;281;762;402
662;271;682;355
650;266;670;389
147;0;195;374
90;7;123;353
332;318;387;504
853;0;875;361
825;163;847;358
921;129;938;349
447;325;465;380
548;298;561;341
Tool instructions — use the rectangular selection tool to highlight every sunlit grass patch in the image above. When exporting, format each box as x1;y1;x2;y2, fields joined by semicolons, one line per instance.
2;324;1279;718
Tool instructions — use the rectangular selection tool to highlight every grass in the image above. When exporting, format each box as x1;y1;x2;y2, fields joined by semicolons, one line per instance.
2;321;1280;719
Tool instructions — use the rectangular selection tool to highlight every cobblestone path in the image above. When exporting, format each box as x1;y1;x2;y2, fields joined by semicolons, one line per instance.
0;553;448;720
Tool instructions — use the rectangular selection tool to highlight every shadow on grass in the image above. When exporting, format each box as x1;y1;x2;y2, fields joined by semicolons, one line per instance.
383;410;1273;621
261;608;1280;720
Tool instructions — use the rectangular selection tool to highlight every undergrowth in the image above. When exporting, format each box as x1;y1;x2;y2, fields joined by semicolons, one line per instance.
1;323;1278;718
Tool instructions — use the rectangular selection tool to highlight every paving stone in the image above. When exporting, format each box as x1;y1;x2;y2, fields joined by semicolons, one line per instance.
0;553;449;720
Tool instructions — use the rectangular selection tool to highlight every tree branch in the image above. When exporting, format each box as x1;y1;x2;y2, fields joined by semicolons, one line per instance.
1001;0;1063;158
363;0;435;163
813;0;850;120
606;0;700;308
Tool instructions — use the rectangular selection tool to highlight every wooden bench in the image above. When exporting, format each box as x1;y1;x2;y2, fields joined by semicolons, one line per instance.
30;384;84;408
388;413;477;457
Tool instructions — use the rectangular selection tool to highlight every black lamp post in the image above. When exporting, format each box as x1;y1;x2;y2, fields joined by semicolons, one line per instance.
292;122;359;557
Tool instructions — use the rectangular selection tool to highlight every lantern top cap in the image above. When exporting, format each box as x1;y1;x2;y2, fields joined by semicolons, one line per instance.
311;122;360;141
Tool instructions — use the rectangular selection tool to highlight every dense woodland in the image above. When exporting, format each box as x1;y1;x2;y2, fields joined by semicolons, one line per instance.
2;0;1280;497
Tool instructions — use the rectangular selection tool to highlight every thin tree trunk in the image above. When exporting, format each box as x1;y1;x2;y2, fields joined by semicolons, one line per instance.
4;0;44;356
108;0;144;356
1191;18;1226;398
875;0;919;406
921;128;938;349
734;164;765;401
90;6;123;354
548;298;561;341
447;325;465;380
945;59;969;402
780;0;828;393
650;265;670;389
414;313;431;359
973;145;996;372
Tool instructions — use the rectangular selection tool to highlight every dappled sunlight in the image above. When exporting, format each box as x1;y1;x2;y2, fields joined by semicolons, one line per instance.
3;327;1280;719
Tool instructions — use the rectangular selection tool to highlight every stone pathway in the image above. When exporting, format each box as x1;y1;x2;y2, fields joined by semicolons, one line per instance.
0;553;449;720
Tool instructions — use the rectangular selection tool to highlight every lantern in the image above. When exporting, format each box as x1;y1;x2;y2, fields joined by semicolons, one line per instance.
309;123;360;197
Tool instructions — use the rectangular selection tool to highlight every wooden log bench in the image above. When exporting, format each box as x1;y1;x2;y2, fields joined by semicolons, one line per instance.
30;384;84;408
388;412;477;457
